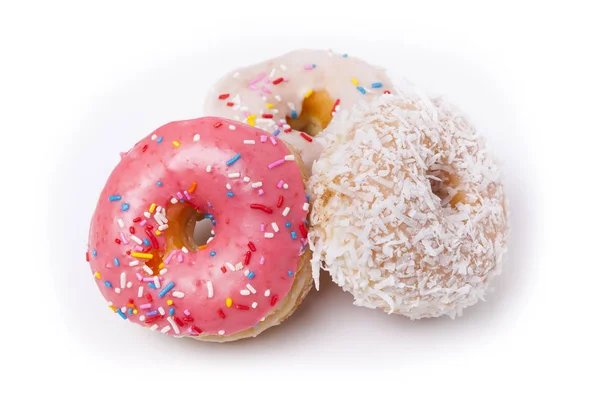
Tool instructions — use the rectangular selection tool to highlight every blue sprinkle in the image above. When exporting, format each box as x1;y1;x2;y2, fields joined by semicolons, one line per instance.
169;307;175;316
312;64;316;68
285;222;291;228
143;238;150;246
342;53;348;58
108;195;122;202
291;110;298;119
148;282;156;289
212;220;216;225
92;250;97;257
248;272;255;279
273;129;281;137
116;309;127;320
208;202;213;208
180;199;185;202
128;308;133;315
304;219;308;225
305;194;310;202
357;86;366;95
104;280;112;288
210;251;216;257
113;257;120;267
204;214;214;219
226;153;241;166
146;310;158;317
157;181;163;186
121;203;130;211
227;192;234;197
158;281;175;298
371;82;383;88
288;270;293;277
291;231;297;240
157;136;163;143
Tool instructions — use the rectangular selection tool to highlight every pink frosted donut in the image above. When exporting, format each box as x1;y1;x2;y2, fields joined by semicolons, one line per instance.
86;117;312;342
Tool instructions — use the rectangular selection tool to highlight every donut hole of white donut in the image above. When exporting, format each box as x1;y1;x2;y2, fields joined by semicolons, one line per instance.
285;90;336;136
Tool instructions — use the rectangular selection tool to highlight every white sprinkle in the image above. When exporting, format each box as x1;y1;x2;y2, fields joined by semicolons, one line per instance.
142;265;153;275
226;183;232;190
280;64;287;70
246;283;256;294
283;183;289;189
151;134;157;140
264;232;274;238
117;218;124;228
130;235;143;245
160;325;171;334
264;289;271;297
115;288;121;294
193;134;200;142
120;272;126;288
225;262;236;271
282;207;290;216
158;307;165;316
170;197;178;204
168;316;180;334
303;202;309;211
138;286;144;298
143;211;151;218
206;165;212;172
275;95;282;101
218;330;225;335
207;281;214;298
181;246;189;254
272;222;279;232
234;262;244;271
244;270;249;276
150;324;159;331
240;289;251;296
129;260;139;267
120;306;126;313
244;140;255;144
251;182;263;188
206;237;214;244
228;172;240;178
243;176;251;182
287;102;295;111
158;224;169;231
153;276;160;289
172;291;185;298
252;302;258;309
229;125;236;130
107;301;113;307
139;315;146;322
126;281;132;288
160;268;168;275
284;155;295;161
270;68;276;77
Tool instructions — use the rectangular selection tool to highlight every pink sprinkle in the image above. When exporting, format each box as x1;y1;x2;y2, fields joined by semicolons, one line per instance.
268;159;285;169
139;303;152;309
249;84;258;91
277;121;284;127
184;190;191;200
258;189;265;196
177;253;184;263
136;273;143;281
261;86;272;94
143;277;155;282
249;72;266;84
260;135;267;143
183;309;191;316
277;180;284;188
260;224;265;232
140;220;147;227
270;137;277;145
243;111;250;117
134;245;144;251
260;257;265;265
304;65;314;70
284;78;290;82
265;79;271;83
165;250;178;264
176;192;183;200
119;232;129;245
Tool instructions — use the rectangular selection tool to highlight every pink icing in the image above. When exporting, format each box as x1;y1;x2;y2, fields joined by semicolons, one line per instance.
87;117;309;337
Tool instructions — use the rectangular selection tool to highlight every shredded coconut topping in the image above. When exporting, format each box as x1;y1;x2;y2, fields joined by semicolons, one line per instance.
308;93;509;319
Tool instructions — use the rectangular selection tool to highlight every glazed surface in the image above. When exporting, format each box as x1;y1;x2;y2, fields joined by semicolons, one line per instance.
204;49;395;168
87;117;310;337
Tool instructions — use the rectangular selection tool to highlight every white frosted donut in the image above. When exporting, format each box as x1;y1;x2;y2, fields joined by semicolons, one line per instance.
204;49;395;168
308;92;509;319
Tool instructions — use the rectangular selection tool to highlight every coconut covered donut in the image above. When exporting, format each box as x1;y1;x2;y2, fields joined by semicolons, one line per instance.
308;93;509;319
87;117;312;342
204;49;395;168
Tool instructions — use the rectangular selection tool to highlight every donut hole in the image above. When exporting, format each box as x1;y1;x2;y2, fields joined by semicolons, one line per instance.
193;218;215;247
427;169;466;208
286;90;335;136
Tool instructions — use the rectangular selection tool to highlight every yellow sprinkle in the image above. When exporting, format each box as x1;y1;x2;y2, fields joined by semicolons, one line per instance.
351;77;358;86
131;252;153;259
188;182;197;193
172;140;181;148
155;230;162;236
198;245;207;250
158;262;165;270
266;103;274;109
109;306;117;312
167;299;173;306
149;203;157;213
94;272;101;279
133;309;138;315
226;298;233;307
305;90;313;98
247;115;256;127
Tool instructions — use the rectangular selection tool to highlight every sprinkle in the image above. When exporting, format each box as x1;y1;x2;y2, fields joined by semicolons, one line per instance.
250;203;273;214
228;125;236;130
243;176;250;182
160;326;171;334
285;222;291;228
283;183;289;189
121;203;130;211
158;282;175;298
299;222;308;238
270;137;278;145
236;304;250;311
109;195;122;202
228;172;240;178
270;295;279;306
172;141;180;148
303;202;310;211
248;271;255;279
104;280;112;288
120;272;126;288
139;303;152;310
218;330;225;335
246;284;256;294
284;155;295;161
92;250;97;257
273;77;284;85
226;298;233;307
218;308;226;319
210;251;216;257
273;129;281;137
94;272;101;279
258;189;265;196
271;222;279;232
206;165;212;172
268;159;285;169
291;110;298;119
169;308;175;316
260;256;265;265
260;135;267;143
130;235;142;245
207;281;214;298
264;232;274;238
114;288;121;294
371;82;383;88
157;137;163;143
251;182;263;188
291;232;297;240
244;251;252;265
190;326;202;335
264;289;271;297
227;192;234;197
218;93;230;100
267;103;274;109
117;218;125;228
116;309;127;319
148;282;156;289
244;140;255;144
132;252;153;259
138;286;144;297
136;272;143;281
282;207;290;216
183;309;191;316
260;223;265;232
300;132;313;142
153;276;161;288
213;121;223;128
277;180;284;189
172;291;185;298
158;307;166;315
240;290;251;296
248;242;256;252
226;153;241;166
351;77;358;86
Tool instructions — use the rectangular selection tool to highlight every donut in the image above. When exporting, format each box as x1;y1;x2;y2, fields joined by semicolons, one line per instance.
308;93;509;319
86;117;312;342
204;49;395;168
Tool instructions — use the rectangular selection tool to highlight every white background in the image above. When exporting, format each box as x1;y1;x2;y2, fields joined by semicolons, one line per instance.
1;0;598;398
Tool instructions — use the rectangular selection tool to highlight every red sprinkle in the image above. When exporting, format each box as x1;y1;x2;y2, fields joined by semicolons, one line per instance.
235;304;250;311
226;102;234;107
144;315;162;324
262;114;273;118
277;195;284;208
128;298;134;304
250;204;273;214
145;293;153;302
384;90;390;94
284;128;292;133
115;238;122;244
218;93;230;100
145;228;159;249
300;132;313;142
213;121;223;128
143;245;152;253
331;98;340;115
173;316;185;327
270;295;279;306
133;217;142;223
142;144;148;152
190;326;202;335
272;77;284;85
244;251;251;266
218;308;226;319
129;226;135;234
299;222;308;238
125;250;131;255
248;241;256;252
85;252;89;262
221;266;227;273
182;316;194;322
